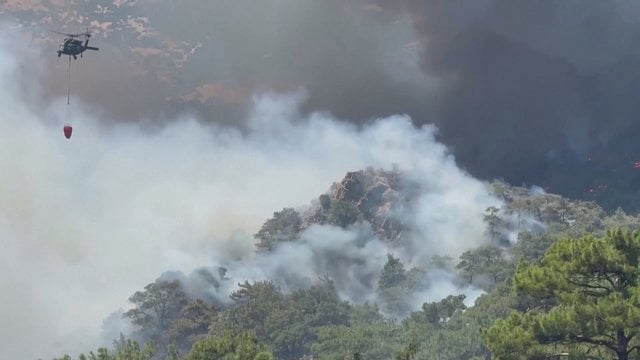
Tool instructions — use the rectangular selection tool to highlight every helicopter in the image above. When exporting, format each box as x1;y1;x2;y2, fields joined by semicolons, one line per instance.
52;29;100;140
52;30;99;59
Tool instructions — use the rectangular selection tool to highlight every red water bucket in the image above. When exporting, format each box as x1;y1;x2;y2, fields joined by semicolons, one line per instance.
63;124;73;139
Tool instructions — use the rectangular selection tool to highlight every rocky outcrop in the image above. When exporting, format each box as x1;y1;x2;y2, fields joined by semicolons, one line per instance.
301;168;409;242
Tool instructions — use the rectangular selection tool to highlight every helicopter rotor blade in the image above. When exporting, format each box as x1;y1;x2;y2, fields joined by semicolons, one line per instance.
50;30;74;37
50;30;92;38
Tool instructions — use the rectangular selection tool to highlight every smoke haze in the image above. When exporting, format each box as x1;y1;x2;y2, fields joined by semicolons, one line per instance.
5;1;640;205
0;29;499;358
3;0;640;357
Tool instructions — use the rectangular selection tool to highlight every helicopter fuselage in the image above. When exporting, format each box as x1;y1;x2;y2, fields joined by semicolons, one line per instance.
57;38;99;59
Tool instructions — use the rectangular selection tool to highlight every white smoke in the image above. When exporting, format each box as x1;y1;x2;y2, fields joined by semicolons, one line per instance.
0;29;499;359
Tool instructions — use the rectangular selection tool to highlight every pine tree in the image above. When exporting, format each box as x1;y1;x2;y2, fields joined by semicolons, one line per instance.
483;230;640;360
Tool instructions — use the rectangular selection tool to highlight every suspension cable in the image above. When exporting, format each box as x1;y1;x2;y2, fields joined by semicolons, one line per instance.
67;55;71;105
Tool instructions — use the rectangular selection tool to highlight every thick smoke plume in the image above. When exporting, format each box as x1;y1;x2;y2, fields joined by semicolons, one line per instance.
374;0;640;205
7;0;640;208
0;28;500;359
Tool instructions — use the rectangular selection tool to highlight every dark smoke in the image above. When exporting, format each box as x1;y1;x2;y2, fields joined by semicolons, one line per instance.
374;0;640;209
5;2;640;199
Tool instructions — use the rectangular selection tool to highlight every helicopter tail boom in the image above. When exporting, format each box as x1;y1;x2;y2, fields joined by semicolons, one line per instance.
85;46;99;51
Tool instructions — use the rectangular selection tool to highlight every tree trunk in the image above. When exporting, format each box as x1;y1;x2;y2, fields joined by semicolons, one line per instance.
617;350;628;360
616;328;628;360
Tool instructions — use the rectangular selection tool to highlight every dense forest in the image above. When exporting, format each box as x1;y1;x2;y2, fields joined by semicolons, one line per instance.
53;169;640;360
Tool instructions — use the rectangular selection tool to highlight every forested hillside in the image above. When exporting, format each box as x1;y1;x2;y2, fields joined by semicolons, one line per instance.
54;170;640;360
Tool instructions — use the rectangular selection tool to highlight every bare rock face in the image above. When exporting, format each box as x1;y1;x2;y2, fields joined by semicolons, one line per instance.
302;168;409;242
333;171;367;203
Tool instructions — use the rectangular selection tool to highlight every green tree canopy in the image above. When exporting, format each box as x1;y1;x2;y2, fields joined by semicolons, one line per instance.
483;230;640;360
421;294;466;326
484;206;505;243
123;280;188;339
312;321;403;360
507;231;555;262
378;254;415;316
378;254;407;289
277;280;352;358
456;246;510;289
165;299;218;352
187;332;273;360
55;337;154;360
325;200;362;228
254;208;302;251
